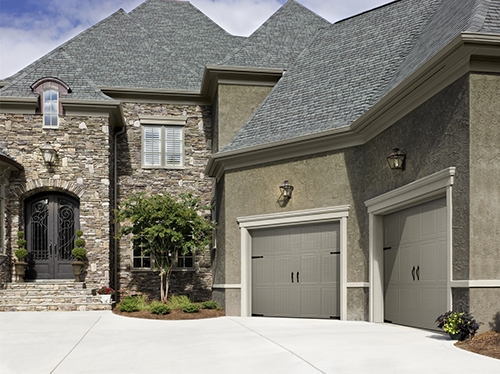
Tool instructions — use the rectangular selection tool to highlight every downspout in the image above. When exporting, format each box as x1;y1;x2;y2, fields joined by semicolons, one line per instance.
113;125;126;296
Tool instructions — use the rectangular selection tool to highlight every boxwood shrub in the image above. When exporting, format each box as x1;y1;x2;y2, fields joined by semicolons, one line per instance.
201;300;218;310
182;304;200;313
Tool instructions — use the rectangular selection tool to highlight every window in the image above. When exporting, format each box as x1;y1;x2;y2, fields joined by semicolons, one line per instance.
140;116;187;169
31;77;70;128
177;250;194;268
43;89;58;127
132;247;151;269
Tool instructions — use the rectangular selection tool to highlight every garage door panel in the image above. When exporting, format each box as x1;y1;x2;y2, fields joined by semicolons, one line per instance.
384;198;447;331
252;222;340;318
274;257;293;284
253;258;273;285
322;253;339;284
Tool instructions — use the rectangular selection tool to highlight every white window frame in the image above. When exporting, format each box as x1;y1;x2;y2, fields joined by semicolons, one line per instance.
43;88;59;128
140;116;187;169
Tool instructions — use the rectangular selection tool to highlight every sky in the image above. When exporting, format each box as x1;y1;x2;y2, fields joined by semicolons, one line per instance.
0;0;394;79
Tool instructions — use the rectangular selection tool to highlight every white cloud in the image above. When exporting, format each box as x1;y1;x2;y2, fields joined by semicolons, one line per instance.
0;0;392;79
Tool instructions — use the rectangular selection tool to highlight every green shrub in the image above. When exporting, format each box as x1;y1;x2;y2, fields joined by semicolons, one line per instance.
76;230;83;237
201;300;218;310
17;231;25;239
150;301;170;315
168;295;193;309
15;248;28;261
72;247;86;261
135;295;149;310
16;239;27;248
118;297;140;312
74;238;85;247
182;304;200;313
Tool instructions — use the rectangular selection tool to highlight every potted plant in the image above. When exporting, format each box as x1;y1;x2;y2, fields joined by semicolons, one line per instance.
435;311;482;341
71;230;86;282
14;231;28;283
97;286;114;303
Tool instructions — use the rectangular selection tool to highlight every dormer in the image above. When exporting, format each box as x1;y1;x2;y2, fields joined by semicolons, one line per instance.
31;78;71;128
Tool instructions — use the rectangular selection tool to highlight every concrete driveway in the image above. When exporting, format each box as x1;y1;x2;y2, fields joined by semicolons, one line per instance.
1;311;499;374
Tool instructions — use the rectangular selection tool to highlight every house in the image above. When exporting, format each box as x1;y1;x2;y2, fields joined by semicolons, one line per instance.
0;0;499;333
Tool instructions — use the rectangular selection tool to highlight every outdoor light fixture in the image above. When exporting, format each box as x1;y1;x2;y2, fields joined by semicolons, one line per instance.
40;142;57;165
387;148;406;170
279;180;294;199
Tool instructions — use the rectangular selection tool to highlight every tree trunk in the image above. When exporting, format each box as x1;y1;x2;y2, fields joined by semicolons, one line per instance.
164;267;173;303
160;270;165;303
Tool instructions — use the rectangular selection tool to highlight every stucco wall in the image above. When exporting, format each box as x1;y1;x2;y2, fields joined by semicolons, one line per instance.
215;74;471;320
116;102;213;301
468;73;500;332
469;73;500;280
215;84;273;152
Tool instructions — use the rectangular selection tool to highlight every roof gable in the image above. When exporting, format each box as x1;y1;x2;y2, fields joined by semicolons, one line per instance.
220;0;331;70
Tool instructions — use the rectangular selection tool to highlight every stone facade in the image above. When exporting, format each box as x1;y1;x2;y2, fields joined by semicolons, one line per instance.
116;102;213;301
0;112;114;291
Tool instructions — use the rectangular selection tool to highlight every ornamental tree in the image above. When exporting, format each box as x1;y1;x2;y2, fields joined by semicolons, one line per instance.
116;192;215;302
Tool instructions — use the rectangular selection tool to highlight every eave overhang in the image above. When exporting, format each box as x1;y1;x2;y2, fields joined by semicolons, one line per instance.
61;99;125;128
100;66;284;105
0;97;38;114
206;32;500;180
0;154;24;172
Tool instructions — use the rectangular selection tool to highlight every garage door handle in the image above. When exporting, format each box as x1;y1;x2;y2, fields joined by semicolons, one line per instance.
297;272;299;283
412;266;415;281
416;266;420;281
291;272;294;283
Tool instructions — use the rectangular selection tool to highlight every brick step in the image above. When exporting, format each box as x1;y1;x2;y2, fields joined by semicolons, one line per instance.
0;295;105;305
0;281;113;312
0;303;112;312
3;282;87;291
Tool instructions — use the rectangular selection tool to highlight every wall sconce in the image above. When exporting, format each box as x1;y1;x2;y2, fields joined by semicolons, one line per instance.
387;148;405;170
40;142;57;165
279;180;294;199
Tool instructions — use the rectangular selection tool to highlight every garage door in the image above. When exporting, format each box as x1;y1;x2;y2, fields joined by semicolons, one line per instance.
384;198;447;330
251;222;340;318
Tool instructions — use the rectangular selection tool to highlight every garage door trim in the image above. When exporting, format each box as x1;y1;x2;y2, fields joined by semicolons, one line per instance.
238;205;350;319
365;167;455;323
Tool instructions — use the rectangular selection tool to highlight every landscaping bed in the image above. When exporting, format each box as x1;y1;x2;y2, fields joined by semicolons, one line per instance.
112;295;225;321
455;330;500;360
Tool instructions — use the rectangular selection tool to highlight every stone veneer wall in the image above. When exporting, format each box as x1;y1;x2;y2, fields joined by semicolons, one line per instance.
116;102;213;301
0;113;114;290
0;168;13;285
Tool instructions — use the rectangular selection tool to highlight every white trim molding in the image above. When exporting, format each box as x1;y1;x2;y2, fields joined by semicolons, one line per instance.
237;206;350;319
212;284;242;289
365;167;456;323
450;280;500;288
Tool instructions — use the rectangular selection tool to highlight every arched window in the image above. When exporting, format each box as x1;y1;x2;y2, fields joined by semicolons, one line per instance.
31;77;71;129
43;89;59;127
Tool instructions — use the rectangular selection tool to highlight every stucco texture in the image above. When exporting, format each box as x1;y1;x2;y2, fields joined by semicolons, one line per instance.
469;73;500;280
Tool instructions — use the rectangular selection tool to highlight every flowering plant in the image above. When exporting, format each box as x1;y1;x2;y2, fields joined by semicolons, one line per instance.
435;311;482;340
97;287;115;295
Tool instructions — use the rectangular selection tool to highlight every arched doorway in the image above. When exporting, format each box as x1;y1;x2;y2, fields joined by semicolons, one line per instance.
24;192;80;280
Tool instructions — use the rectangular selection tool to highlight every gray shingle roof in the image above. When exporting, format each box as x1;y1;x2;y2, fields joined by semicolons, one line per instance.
220;0;330;70
221;0;500;153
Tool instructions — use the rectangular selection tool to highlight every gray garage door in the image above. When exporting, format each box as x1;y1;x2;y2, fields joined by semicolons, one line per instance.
384;198;447;331
251;222;340;318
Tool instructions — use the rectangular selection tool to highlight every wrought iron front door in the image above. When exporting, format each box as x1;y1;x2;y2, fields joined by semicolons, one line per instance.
25;193;80;279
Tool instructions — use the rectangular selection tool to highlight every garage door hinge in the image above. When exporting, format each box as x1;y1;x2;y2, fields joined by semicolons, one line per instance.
252;256;264;259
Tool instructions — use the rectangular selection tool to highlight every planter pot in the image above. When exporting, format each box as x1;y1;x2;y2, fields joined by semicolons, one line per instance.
71;261;85;282
448;332;466;341
100;294;112;303
14;262;28;283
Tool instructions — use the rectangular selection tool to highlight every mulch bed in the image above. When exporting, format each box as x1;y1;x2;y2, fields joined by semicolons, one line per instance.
455;331;500;360
112;306;225;320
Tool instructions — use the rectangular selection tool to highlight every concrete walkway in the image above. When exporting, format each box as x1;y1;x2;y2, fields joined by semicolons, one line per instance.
1;311;499;374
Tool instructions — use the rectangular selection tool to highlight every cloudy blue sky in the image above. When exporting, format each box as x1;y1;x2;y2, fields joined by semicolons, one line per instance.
0;0;393;79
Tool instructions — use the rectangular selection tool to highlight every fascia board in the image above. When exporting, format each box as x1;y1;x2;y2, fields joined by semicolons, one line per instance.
0;97;38;114
206;32;500;179
0;155;24;171
61;99;125;128
201;65;284;100
138;115;187;125
99;87;210;105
